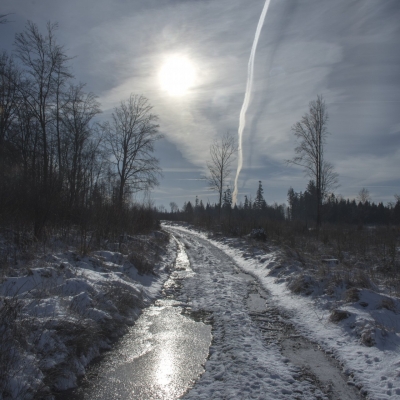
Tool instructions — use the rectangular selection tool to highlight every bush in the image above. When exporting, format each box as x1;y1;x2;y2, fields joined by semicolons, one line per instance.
329;309;350;323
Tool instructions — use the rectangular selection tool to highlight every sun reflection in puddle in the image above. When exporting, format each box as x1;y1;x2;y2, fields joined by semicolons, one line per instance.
64;237;211;400
155;346;175;387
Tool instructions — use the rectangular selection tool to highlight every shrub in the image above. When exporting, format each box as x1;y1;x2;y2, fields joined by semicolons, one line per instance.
329;309;350;323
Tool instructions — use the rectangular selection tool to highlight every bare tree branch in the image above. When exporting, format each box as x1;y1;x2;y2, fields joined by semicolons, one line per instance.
103;94;163;207
287;95;339;227
206;131;237;216
357;188;371;205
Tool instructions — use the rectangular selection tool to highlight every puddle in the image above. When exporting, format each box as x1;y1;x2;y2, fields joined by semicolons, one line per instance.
246;292;267;313
236;272;255;282
281;337;360;400
243;272;361;399
59;237;212;399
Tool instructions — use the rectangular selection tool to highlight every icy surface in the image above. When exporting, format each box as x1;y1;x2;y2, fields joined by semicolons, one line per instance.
63;238;211;399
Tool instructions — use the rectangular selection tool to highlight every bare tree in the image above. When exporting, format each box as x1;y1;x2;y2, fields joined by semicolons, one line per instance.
61;84;102;210
15;22;72;189
287;95;338;228
357;188;370;205
0;52;20;151
169;202;178;213
321;160;338;199
0;52;21;217
104;94;162;207
207;131;237;217
14;21;73;237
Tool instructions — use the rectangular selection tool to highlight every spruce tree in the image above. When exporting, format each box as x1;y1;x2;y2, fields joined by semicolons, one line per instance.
254;181;266;210
244;195;249;210
223;187;232;209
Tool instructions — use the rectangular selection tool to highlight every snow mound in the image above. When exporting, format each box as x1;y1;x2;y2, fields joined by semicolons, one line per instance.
0;231;175;399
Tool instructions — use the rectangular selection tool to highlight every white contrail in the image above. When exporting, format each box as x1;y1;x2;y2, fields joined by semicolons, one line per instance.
232;0;271;205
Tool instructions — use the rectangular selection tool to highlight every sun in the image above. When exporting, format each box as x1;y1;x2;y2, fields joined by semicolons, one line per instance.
159;56;196;96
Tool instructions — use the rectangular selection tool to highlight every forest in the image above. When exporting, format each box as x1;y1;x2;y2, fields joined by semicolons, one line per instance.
1;22;162;251
164;181;400;227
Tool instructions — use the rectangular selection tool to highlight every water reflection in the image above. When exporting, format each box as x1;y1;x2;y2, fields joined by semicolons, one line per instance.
156;346;174;386
61;236;211;400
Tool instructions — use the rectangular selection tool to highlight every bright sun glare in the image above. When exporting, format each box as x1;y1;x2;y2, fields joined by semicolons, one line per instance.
159;56;195;96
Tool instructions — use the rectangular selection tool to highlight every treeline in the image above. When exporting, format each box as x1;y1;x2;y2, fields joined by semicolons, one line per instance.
160;179;400;236
288;182;400;226
160;181;286;235
0;22;161;244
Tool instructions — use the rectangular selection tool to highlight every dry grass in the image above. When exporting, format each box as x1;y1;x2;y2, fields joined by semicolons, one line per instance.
270;223;399;297
343;288;360;303
103;282;144;317
288;275;315;295
0;228;170;398
125;231;169;276
379;298;396;312
128;251;155;275
329;309;350;323
192;216;399;301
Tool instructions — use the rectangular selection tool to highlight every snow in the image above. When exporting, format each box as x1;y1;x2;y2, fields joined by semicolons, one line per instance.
169;230;326;399
166;223;400;400
3;221;399;399
0;233;176;399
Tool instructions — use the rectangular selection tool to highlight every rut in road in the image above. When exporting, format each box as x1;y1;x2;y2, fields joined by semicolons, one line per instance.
169;228;360;400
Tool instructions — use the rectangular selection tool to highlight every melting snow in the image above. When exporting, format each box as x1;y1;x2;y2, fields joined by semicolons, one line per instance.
166;223;400;400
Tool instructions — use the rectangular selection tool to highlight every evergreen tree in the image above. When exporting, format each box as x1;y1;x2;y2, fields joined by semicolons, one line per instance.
287;187;296;220
393;195;400;224
185;201;193;214
304;180;318;223
199;199;205;212
244;195;249;210
223;187;232;209
254;181;266;210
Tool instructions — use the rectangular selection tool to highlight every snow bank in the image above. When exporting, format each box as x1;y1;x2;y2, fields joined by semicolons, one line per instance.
0;231;175;399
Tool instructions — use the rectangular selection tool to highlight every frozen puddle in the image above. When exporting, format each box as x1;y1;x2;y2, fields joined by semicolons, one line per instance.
281;337;359;400
244;275;360;400
61;237;212;399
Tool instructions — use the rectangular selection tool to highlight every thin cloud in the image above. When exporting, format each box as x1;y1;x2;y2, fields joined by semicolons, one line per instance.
1;0;399;206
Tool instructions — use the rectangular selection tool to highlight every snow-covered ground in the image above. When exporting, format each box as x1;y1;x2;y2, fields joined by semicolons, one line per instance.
2;221;399;399
165;223;400;400
0;232;176;399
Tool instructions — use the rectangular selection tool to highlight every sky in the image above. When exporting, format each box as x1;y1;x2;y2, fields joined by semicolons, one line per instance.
1;0;400;209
